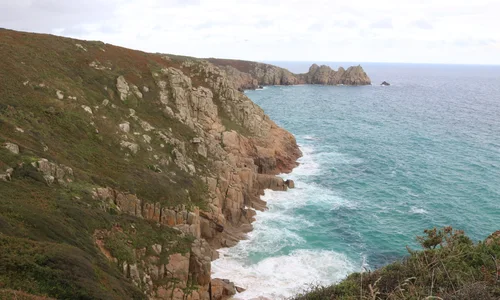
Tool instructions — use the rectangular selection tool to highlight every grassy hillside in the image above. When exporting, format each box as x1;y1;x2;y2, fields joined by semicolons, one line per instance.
0;29;217;299
293;228;500;300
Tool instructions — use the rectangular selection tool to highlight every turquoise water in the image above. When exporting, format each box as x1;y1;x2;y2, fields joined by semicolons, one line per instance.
212;63;500;299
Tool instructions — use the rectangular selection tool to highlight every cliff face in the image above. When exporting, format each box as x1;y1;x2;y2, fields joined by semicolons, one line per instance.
299;64;371;86
0;29;300;300
207;58;372;90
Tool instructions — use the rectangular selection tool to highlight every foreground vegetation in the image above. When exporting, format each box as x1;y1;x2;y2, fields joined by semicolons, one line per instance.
0;29;207;299
294;227;500;300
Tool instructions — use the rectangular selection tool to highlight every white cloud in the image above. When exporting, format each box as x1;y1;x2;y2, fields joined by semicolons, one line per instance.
0;0;499;64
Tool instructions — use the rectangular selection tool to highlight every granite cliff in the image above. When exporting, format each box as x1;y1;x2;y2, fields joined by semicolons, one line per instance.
0;28;372;300
207;58;372;90
0;29;302;300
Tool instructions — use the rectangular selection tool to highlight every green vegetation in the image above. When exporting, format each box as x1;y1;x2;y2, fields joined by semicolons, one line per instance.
293;227;500;300
0;29;212;298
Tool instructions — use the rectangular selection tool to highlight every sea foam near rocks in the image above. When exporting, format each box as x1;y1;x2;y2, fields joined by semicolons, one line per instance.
212;142;358;299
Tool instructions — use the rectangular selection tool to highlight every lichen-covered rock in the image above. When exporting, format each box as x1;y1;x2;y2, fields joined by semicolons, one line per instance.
119;122;130;133
81;105;93;114
120;141;139;154
56;90;64;99
31;159;74;185
116;75;130;101
4;142;19;154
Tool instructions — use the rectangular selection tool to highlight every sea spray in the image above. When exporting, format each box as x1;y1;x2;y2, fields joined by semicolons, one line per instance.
212;142;359;299
213;64;500;298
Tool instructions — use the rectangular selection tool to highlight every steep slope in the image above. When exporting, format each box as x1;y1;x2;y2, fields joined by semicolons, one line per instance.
207;58;372;90
0;29;301;300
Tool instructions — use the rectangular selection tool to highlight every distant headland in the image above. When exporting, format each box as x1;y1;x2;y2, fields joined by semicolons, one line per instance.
207;58;372;90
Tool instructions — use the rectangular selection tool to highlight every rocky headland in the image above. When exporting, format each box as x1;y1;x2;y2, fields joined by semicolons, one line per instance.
0;28;370;300
207;58;372;90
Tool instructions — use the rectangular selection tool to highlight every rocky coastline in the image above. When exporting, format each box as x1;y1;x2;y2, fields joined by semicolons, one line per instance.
0;28;369;300
207;58;372;90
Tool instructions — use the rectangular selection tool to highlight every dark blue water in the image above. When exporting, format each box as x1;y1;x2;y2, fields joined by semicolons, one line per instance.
212;63;500;299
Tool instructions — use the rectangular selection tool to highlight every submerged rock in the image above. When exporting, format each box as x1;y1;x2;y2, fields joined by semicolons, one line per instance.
381;81;391;86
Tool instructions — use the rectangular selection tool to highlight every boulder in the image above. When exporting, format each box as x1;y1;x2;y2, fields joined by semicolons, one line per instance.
381;81;390;86
285;179;295;188
116;75;130;101
120;141;139;154
211;278;236;300
119;122;130;133
4;142;19;154
81;105;93;114
56;90;64;99
30;159;74;185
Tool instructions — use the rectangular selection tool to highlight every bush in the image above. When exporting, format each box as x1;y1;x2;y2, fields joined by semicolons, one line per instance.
292;227;500;300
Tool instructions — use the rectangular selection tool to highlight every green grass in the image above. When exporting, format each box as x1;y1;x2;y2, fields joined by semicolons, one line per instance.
0;28;223;299
293;227;500;300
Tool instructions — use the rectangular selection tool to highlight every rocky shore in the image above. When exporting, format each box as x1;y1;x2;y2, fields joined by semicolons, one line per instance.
0;28;369;300
207;58;372;90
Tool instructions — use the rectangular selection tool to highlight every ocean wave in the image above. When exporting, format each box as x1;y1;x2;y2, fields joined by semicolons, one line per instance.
211;144;360;298
409;206;428;214
212;249;356;300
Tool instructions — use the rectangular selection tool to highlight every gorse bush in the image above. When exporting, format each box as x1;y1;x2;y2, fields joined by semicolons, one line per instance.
293;227;500;300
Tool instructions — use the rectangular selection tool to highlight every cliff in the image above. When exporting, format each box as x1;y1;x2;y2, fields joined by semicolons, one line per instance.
207;58;372;90
0;29;300;300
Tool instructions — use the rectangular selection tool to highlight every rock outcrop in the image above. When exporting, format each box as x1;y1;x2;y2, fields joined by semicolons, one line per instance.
208;58;371;90
300;64;371;86
87;62;301;299
0;28;302;300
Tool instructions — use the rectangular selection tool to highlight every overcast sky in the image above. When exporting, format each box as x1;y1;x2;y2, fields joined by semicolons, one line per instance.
1;0;499;64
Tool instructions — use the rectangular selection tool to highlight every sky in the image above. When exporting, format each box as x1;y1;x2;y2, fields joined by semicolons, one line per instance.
1;0;499;65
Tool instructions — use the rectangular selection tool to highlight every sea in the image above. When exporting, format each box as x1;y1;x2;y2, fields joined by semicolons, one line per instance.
211;62;500;299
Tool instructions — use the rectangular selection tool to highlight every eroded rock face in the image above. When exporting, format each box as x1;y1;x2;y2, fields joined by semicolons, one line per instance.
211;279;236;300
91;59;302;300
301;64;371;85
30;159;74;185
208;58;371;90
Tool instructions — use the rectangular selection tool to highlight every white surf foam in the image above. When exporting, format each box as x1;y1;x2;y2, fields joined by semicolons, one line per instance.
409;206;428;214
211;144;359;299
212;249;355;300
